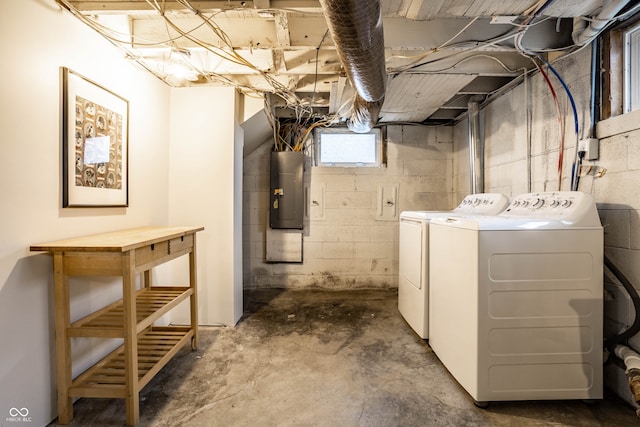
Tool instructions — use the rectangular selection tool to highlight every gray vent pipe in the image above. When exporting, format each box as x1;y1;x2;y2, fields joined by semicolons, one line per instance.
468;98;484;194
319;0;386;133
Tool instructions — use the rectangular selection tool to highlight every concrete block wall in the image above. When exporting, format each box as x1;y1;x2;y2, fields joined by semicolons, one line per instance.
454;46;640;407
454;49;594;198
243;124;454;289
595;112;640;357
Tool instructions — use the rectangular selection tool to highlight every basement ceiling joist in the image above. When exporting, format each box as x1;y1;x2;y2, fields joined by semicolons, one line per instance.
383;0;605;19
57;0;614;125
62;1;325;16
65;0;607;18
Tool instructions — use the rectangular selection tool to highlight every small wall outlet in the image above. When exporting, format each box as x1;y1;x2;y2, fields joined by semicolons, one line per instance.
578;138;599;160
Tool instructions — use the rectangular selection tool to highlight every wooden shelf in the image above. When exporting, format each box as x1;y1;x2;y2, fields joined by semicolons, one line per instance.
70;327;193;399
69;287;192;338
31;226;203;425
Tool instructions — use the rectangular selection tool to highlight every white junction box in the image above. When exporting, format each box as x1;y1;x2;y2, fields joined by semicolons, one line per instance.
578;138;599;160
490;15;519;24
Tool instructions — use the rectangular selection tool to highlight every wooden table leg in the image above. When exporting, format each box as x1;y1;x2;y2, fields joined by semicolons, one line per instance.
53;252;73;424
122;253;139;426
143;269;152;289
189;237;198;350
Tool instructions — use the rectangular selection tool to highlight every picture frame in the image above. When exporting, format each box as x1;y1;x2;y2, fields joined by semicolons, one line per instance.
62;67;129;207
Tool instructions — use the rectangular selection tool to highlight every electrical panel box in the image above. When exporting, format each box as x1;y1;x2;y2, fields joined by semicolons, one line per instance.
270;151;303;229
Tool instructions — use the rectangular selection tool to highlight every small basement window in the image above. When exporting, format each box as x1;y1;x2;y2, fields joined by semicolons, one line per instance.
626;21;640;112
314;127;383;167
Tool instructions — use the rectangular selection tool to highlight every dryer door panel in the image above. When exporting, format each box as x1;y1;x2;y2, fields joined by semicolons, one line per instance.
399;219;423;290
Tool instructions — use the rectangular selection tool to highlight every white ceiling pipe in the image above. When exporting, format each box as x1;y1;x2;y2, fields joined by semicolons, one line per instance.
573;0;632;46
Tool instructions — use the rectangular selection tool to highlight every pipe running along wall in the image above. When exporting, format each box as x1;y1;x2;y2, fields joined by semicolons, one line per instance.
468;98;484;194
614;345;640;415
319;0;386;133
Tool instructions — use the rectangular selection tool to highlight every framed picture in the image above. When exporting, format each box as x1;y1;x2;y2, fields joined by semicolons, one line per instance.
62;67;129;207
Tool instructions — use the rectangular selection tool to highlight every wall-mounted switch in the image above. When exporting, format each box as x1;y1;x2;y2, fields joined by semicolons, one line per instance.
304;182;325;221
376;184;399;221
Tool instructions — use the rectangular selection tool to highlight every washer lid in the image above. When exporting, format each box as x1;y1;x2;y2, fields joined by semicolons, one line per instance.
431;191;602;230
400;210;452;221
400;193;509;221
499;191;601;227
429;215;591;231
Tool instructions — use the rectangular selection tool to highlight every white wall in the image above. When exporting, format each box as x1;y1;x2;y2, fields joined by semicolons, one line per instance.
168;87;243;326
453;46;640;407
0;2;171;425
243;125;454;289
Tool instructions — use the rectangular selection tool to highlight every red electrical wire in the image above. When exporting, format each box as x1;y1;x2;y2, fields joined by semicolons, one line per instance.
534;59;565;190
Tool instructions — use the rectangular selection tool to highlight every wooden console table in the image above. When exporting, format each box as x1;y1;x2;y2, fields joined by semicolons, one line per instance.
30;226;204;425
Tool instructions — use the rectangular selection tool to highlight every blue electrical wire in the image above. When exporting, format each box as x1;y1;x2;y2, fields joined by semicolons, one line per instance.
538;57;579;136
537;56;583;190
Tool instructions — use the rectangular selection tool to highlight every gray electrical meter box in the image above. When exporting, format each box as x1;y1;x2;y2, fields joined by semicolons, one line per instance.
270;151;304;229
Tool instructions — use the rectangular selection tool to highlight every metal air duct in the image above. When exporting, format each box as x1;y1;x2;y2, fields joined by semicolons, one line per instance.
319;0;386;133
468;98;484;194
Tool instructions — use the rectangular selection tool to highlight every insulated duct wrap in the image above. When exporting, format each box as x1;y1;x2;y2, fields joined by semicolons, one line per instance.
319;0;386;133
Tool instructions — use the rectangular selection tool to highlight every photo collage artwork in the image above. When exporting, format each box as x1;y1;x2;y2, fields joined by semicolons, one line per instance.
74;96;123;189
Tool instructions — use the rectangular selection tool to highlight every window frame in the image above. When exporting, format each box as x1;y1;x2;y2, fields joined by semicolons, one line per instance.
313;127;385;168
625;21;640;113
600;13;640;120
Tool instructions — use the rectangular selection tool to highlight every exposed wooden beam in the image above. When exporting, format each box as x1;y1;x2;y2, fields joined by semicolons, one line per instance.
601;29;624;120
275;11;291;48
63;0;321;14
272;49;288;73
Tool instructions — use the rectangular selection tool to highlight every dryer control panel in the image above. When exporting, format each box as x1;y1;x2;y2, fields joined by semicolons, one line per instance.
501;191;601;227
453;193;509;215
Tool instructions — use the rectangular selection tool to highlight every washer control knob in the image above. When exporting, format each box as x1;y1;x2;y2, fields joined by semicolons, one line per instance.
532;198;545;209
550;199;560;208
560;199;572;208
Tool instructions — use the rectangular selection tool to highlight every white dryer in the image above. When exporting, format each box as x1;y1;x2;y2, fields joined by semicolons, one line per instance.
398;193;509;338
428;191;603;403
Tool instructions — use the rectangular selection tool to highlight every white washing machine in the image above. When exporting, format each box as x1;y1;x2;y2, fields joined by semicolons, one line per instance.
398;193;509;338
428;191;603;403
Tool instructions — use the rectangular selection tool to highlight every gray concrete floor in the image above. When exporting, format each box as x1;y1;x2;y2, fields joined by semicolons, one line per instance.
49;289;638;426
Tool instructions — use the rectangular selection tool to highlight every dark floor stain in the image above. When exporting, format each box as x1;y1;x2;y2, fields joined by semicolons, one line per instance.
240;290;392;349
